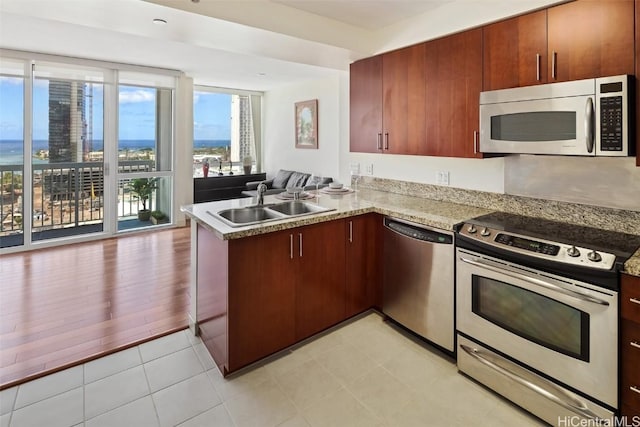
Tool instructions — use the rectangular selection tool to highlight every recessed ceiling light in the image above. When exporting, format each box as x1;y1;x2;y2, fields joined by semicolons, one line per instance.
153;18;167;25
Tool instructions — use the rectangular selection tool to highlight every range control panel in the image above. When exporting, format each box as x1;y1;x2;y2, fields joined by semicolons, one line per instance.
459;223;616;270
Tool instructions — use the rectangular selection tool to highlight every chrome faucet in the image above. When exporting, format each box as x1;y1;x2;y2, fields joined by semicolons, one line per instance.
256;182;267;205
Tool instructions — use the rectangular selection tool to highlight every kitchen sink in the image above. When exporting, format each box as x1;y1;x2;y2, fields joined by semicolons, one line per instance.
207;201;334;227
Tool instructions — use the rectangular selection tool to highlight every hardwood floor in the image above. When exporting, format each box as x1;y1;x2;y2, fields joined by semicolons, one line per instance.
0;227;191;389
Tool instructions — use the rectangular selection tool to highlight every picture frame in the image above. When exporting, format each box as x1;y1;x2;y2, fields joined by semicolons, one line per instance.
295;99;318;149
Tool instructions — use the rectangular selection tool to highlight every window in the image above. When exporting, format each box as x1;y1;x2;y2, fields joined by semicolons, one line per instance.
193;87;262;177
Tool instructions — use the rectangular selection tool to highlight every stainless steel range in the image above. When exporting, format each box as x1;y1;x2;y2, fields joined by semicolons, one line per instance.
455;212;640;425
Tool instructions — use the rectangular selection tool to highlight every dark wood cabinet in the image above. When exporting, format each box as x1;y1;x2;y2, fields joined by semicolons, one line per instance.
621;273;640;417
547;0;634;83
483;10;547;91
636;0;640;167
425;28;483;158
382;44;427;155
295;220;347;340
345;214;382;318
350;56;383;153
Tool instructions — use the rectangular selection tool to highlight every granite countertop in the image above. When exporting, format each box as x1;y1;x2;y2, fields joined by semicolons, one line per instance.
181;188;640;278
181;188;493;240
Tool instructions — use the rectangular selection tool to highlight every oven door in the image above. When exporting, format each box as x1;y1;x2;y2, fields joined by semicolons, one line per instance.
479;94;595;156
456;248;618;408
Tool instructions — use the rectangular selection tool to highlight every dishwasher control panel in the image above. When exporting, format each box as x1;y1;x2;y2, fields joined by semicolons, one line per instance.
384;218;453;244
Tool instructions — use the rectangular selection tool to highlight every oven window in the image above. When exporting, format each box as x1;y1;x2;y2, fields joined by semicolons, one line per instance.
472;276;589;361
491;111;576;141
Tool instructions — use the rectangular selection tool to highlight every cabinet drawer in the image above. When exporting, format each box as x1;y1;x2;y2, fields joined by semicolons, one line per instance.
622;275;640;323
622;403;640;418
622;319;640;410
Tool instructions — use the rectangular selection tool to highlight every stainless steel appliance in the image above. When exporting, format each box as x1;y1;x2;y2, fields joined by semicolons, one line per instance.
479;75;633;156
382;217;454;352
456;212;640;425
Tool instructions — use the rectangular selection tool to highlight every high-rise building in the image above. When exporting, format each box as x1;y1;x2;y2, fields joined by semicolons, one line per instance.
48;80;86;163
230;95;254;163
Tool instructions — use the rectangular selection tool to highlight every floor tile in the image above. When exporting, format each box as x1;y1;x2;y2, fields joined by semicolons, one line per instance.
313;341;378;385
295;330;344;357
264;349;313;379
86;396;159;427
0;386;17;415
301;388;383;427
208;365;273;402
177;404;234;427
274;359;342;410
480;396;546;426
347;365;419;421
192;342;216;371
84;347;142;384
224;378;298;427
13;365;83;409
84;365;150;419
1;413;10;427
277;415;310;427
144;347;204;392
153;372;221;427
139;330;191;363
10;386;83;427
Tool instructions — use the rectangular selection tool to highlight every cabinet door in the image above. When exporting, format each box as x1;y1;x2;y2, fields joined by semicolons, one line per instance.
425;28;483;158
350;56;383;153
345;214;382;318
636;0;640;167
295;220;346;340
483;10;547;90
548;0;634;82
228;230;296;371
382;44;427;155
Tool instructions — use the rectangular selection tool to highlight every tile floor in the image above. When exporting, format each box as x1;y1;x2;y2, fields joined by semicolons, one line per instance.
0;312;545;427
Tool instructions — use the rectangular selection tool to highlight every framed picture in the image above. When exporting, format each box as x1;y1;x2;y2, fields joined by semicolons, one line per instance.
295;99;318;149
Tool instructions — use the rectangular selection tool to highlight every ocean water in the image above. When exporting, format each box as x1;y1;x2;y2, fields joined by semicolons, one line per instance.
0;139;230;165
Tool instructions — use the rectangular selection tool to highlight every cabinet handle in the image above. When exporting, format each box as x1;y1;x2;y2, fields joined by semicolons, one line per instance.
377;133;382;150
290;234;294;259
473;131;479;154
349;221;353;243
631;341;640;350
536;53;541;81
551;51;557;80
631;386;640;395
384;133;389;150
631;297;640;305
299;233;303;258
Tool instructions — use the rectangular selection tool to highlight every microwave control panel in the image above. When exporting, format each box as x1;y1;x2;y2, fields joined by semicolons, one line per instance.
597;76;629;155
600;96;623;151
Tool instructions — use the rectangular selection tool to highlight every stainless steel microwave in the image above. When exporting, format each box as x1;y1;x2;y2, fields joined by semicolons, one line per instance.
479;75;632;156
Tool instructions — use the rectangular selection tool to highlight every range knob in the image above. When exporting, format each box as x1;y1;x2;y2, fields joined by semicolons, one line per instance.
567;246;580;257
480;227;491;237
587;250;602;262
467;224;477;234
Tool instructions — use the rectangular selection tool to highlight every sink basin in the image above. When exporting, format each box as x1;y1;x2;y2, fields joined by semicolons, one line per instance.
268;201;329;216
212;206;284;226
208;201;334;227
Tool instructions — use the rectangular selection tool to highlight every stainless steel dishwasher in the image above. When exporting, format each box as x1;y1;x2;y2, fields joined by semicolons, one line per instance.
382;216;455;352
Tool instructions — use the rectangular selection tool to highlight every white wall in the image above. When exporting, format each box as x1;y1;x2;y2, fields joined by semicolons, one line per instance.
263;74;343;180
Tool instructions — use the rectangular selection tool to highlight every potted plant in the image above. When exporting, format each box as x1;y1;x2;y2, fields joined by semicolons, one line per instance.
129;177;158;221
150;210;169;225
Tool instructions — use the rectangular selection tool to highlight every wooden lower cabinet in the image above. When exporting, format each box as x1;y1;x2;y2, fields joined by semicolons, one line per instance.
198;217;377;375
345;214;382;317
621;274;640;416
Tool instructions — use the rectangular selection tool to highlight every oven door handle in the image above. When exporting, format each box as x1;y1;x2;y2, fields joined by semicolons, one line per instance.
459;256;610;306
460;344;606;422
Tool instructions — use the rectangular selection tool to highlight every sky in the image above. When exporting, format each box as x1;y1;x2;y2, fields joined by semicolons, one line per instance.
0;77;232;141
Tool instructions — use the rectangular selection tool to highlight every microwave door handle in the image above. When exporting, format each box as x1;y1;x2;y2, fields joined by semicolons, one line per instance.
585;97;595;153
458;256;609;306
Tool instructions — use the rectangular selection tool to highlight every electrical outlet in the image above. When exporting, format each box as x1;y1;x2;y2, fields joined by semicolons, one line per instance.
365;163;374;175
350;162;360;175
436;171;450;186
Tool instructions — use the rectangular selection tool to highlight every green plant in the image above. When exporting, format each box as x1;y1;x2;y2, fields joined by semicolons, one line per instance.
129;178;159;212
150;210;167;220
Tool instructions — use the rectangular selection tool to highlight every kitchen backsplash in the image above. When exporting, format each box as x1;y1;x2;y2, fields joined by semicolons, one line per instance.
356;175;640;236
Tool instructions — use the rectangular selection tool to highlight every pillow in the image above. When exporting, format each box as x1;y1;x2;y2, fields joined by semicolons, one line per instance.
286;172;311;188
307;175;333;186
271;170;294;189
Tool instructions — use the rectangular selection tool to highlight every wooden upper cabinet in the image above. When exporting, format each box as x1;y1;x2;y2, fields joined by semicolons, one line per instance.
382;43;427;155
425;28;483;158
547;0;635;82
350;56;383;153
636;0;640;167
483;10;547;90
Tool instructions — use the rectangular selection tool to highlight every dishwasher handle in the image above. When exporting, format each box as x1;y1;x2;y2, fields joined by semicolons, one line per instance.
384;217;453;244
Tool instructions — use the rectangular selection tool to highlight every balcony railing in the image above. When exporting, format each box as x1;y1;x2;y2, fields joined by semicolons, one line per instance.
1;160;155;243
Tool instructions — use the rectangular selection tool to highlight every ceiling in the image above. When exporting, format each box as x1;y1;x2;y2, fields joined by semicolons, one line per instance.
0;0;563;91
